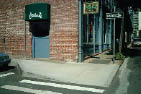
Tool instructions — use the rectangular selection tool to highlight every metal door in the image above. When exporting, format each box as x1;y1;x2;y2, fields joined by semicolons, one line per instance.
32;36;50;58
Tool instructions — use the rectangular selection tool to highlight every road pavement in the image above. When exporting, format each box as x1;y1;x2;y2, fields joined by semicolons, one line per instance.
104;49;141;94
0;67;107;94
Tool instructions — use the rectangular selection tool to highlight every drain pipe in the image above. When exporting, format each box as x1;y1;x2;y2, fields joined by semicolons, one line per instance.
78;0;83;62
2;36;6;53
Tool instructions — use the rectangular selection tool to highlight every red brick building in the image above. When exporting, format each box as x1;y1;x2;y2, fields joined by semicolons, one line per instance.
0;0;114;62
0;0;79;61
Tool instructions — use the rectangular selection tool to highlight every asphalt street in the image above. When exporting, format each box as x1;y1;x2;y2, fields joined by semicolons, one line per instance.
0;66;106;94
104;49;141;94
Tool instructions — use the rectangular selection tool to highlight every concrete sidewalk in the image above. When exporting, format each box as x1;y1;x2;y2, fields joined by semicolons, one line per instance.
10;56;122;87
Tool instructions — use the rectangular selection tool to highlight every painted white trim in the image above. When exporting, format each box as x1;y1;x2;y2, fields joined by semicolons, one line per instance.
0;72;15;78
1;85;62;94
20;79;105;93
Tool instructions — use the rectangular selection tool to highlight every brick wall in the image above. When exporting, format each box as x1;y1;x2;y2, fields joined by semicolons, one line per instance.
50;0;79;61
0;0;79;61
0;7;32;57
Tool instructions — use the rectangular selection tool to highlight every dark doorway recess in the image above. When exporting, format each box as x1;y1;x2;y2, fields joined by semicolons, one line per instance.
30;20;50;37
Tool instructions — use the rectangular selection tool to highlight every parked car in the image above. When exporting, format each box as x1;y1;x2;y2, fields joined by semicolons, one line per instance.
131;38;141;47
0;53;11;67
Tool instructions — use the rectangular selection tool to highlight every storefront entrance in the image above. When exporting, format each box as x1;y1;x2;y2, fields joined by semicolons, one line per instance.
82;1;100;57
24;3;50;58
30;20;50;58
83;14;98;57
79;0;112;61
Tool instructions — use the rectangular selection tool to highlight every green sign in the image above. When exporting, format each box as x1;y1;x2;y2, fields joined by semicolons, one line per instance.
83;2;99;14
25;3;50;21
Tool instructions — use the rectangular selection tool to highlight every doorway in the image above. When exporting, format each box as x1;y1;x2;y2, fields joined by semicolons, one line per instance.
30;20;50;58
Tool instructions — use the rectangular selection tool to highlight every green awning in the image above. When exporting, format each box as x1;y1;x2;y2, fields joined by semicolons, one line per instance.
25;3;50;21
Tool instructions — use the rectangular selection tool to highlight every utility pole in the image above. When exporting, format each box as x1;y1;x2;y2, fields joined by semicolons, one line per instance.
119;12;124;52
24;20;27;58
106;1;123;63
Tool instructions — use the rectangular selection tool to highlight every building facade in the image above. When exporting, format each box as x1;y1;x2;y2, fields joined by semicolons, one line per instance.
0;0;114;62
131;9;141;38
132;11;139;37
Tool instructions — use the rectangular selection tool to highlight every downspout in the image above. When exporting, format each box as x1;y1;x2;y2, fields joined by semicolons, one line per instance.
78;0;83;62
98;0;103;53
93;15;96;54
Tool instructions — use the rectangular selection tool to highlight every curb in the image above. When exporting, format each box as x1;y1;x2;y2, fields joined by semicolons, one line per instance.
105;64;120;87
119;58;129;71
109;58;128;85
9;59;23;75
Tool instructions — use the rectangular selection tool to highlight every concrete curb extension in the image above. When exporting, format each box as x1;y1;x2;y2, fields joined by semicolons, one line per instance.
10;59;124;87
